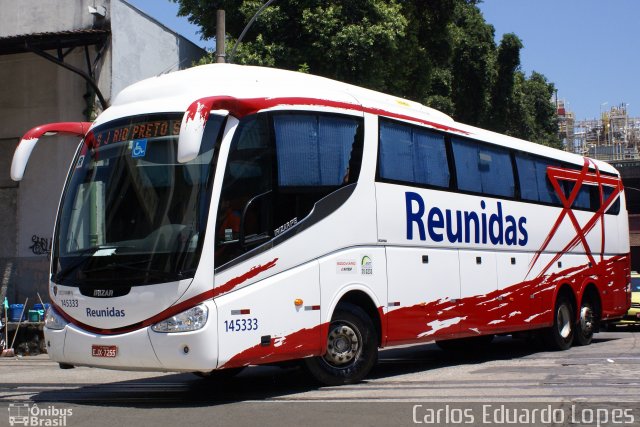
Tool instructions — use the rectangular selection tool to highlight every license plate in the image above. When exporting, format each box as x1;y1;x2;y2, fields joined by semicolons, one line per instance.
91;345;118;358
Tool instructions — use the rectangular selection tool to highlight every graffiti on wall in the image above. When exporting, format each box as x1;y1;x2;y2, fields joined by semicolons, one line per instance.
29;235;51;256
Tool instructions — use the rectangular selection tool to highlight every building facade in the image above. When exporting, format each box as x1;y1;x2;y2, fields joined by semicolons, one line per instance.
0;0;205;306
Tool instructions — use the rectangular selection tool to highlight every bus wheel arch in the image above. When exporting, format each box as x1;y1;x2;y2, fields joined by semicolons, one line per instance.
544;284;577;351
334;290;383;347
574;283;601;346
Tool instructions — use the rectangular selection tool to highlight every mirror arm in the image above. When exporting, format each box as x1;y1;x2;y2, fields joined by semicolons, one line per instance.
11;122;92;181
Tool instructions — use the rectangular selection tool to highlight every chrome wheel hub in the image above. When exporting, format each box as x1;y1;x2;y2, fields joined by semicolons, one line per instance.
324;322;361;366
557;304;572;339
580;305;594;334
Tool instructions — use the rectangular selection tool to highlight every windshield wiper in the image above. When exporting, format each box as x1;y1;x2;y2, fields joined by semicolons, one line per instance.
54;245;131;281
82;259;154;273
81;260;177;279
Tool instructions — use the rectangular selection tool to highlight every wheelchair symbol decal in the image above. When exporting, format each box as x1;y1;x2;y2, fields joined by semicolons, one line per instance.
132;139;148;158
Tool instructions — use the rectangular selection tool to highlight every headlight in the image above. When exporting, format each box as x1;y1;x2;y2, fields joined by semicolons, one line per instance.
151;304;208;333
44;306;68;330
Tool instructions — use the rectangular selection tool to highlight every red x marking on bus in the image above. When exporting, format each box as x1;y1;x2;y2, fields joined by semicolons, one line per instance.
528;158;623;278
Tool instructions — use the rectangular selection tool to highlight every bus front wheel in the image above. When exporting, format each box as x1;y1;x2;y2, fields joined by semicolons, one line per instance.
544;294;575;351
304;302;378;386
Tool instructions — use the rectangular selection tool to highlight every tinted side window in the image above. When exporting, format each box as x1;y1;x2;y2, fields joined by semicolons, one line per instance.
602;185;621;215
452;137;515;197
274;114;362;187
515;154;562;205
215;112;363;269
566;181;599;211
272;113;363;236
215;115;274;267
378;120;450;188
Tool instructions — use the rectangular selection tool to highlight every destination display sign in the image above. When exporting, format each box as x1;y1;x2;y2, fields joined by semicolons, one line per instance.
91;119;181;147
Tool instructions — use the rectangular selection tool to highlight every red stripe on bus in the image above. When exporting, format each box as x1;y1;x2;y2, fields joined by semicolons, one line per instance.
219;254;629;366
54;258;278;335
527;158;623;279
184;96;471;135
20;122;92;142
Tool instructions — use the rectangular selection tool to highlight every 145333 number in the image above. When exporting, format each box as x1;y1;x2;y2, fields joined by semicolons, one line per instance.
224;318;258;332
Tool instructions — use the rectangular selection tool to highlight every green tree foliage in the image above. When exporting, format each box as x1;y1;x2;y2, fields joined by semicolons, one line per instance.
449;2;496;126
174;0;559;146
521;72;562;148
489;33;524;133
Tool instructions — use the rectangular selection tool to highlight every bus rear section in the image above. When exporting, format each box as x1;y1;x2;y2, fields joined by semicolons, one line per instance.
375;116;630;350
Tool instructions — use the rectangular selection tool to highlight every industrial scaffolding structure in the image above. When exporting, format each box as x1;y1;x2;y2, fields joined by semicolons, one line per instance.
559;102;640;161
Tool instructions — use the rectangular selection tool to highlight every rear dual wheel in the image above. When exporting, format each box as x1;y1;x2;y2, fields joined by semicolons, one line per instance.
574;299;595;346
544;294;574;351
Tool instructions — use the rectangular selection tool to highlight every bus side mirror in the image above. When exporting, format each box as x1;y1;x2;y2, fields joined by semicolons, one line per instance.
178;96;258;163
11;122;92;181
178;97;225;163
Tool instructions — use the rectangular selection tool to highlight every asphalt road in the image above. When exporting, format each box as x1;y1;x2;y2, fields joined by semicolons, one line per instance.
1;329;639;427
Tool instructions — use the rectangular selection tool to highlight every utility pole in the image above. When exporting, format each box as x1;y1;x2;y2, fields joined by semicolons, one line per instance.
216;10;226;63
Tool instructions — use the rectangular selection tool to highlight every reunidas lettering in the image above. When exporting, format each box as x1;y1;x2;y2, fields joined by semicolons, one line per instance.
86;307;126;317
405;192;528;246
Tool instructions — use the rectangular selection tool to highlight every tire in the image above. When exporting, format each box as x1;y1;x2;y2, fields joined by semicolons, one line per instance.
304;303;378;386
574;298;595;346
544;294;575;351
436;334;494;352
193;367;244;380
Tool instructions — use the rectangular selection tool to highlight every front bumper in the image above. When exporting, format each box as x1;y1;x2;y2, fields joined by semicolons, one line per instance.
44;300;219;372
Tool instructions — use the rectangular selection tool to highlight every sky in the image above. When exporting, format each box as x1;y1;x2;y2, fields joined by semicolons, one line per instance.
126;0;639;121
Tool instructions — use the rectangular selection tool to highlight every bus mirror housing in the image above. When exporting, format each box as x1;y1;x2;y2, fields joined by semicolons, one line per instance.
178;95;342;163
11;122;92;181
178;96;264;163
178;98;217;163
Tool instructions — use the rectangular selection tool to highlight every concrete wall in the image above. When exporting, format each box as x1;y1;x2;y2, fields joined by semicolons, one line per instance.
0;49;87;305
0;0;108;37
0;49;87;256
0;135;17;259
0;0;205;308
111;1;205;98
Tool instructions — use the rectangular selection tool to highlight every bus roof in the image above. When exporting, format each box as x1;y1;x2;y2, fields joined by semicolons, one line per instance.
98;64;618;176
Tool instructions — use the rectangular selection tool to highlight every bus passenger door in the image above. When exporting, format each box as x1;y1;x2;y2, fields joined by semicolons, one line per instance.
385;247;461;345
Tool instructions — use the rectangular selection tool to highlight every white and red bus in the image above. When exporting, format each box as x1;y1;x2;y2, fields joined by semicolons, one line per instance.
11;65;631;385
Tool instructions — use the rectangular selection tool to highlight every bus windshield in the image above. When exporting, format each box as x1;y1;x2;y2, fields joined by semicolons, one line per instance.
52;113;225;288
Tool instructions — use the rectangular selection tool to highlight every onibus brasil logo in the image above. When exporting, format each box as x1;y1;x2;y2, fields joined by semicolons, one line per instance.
8;403;73;426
